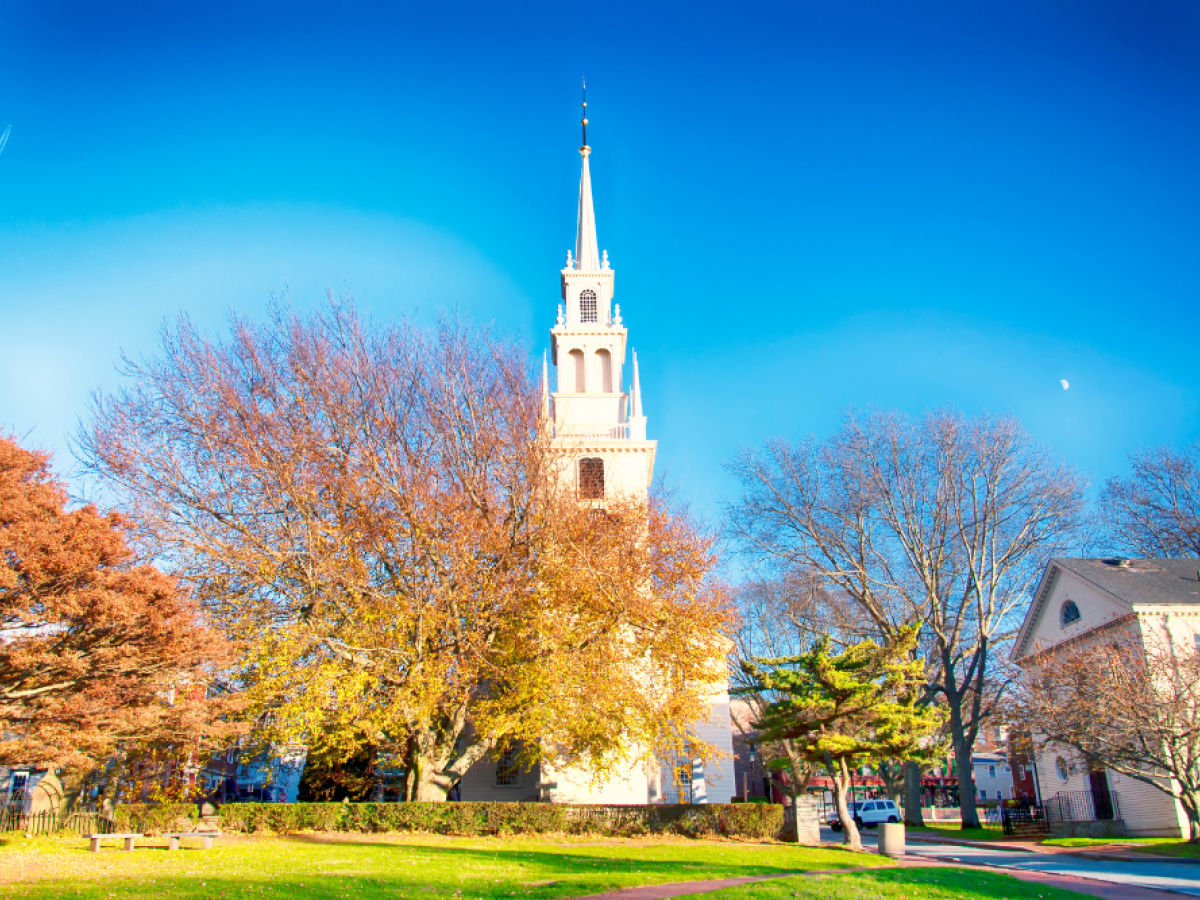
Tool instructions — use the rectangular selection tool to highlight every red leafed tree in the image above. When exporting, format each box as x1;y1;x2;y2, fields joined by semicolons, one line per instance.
0;435;233;793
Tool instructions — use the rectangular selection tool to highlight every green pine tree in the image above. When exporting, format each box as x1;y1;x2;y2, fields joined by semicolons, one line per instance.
739;625;944;851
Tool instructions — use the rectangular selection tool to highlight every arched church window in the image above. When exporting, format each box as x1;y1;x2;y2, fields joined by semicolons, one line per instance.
569;348;585;392
579;458;605;499
596;348;612;393
579;290;598;324
1061;600;1081;627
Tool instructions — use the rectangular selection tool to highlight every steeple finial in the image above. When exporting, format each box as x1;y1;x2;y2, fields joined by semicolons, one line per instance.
581;78;588;150
574;81;600;271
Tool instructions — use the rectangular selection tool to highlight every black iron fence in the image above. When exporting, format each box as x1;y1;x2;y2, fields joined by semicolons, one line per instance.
0;809;116;836
1001;805;1049;836
1045;790;1120;823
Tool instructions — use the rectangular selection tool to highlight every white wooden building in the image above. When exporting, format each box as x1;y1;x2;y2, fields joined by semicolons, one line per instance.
1011;557;1200;837
457;97;736;805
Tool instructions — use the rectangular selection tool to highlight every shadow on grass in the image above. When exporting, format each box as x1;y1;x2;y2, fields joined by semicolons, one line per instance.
708;867;1086;899
4;834;883;900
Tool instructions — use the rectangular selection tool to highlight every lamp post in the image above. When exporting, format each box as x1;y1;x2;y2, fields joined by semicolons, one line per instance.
745;744;757;801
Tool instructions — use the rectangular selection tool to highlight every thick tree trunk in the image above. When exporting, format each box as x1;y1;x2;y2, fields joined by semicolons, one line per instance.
950;723;980;829
58;770;90;813
903;760;925;827
1179;792;1200;843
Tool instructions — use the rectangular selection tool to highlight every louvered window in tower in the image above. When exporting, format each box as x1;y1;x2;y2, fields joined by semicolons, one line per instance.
579;457;605;499
579;290;598;323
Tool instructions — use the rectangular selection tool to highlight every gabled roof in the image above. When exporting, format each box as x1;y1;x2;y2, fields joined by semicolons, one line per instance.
1054;557;1200;607
1011;557;1200;663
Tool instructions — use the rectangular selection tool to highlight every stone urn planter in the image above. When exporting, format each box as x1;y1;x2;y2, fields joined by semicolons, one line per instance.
877;822;905;858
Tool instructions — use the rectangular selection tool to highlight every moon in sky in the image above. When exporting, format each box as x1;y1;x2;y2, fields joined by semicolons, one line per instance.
1060;379;1070;390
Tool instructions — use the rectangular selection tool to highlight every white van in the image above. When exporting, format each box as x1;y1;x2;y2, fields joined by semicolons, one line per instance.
828;799;900;831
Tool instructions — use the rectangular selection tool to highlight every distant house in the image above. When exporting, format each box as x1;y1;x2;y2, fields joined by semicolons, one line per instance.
971;752;1014;803
1012;557;1200;838
0;768;63;814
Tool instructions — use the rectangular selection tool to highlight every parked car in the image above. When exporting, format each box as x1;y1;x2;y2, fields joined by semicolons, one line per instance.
829;799;900;831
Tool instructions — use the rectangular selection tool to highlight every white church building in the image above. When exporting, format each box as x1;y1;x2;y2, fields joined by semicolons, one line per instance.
1012;556;1200;837
457;96;736;805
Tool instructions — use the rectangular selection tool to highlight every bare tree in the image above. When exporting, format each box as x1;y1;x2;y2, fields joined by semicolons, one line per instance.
725;408;1085;829
1019;632;1200;841
1099;442;1200;557
79;297;734;801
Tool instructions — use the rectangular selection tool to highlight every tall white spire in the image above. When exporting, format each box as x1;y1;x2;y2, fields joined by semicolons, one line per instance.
541;351;550;418
575;80;601;272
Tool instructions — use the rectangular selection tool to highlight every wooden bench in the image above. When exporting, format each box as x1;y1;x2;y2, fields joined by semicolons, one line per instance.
89;833;142;852
163;831;220;851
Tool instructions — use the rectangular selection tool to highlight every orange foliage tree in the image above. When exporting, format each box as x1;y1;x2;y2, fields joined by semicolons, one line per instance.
81;299;733;801
0;436;233;801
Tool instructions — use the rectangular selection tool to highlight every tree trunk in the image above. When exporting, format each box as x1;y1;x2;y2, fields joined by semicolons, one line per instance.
903;760;925;827
827;754;862;851
878;760;903;803
949;724;980;829
58;770;90;813
1179;792;1200;843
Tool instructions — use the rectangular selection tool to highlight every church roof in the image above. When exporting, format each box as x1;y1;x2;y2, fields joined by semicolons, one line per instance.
1053;557;1200;607
1011;556;1200;663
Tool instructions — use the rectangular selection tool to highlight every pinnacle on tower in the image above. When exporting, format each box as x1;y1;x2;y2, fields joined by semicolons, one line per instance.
575;80;601;272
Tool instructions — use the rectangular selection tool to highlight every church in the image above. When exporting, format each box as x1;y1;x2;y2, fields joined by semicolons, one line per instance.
456;94;737;804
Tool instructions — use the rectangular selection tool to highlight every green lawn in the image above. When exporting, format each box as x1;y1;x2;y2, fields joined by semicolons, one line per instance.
906;824;1013;843
0;833;888;900
702;867;1090;899
1040;836;1200;857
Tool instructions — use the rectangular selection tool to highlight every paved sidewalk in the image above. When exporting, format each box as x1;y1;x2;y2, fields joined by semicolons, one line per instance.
570;857;1188;900
905;829;1200;865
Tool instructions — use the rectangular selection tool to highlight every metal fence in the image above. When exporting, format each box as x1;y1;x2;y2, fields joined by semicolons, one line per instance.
1001;805;1049;836
1045;790;1120;823
0;809;116;836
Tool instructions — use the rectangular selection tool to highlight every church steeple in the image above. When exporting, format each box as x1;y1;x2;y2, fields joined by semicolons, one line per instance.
575;81;601;273
549;84;656;493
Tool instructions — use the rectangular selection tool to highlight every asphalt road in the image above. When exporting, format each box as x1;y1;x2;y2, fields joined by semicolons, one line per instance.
819;827;1200;896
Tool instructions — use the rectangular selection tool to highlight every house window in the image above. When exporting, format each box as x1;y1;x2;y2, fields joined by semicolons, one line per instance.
579;458;604;499
979;789;987;800
1055;756;1070;782
988;765;997;778
1061;600;1081;627
579;290;598;323
495;746;521;787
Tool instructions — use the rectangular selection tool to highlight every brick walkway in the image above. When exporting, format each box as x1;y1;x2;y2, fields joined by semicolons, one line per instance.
568;857;1184;900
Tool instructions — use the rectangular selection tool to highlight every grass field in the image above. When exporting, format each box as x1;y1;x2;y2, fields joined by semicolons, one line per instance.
1041;836;1200;857
0;833;889;900
906;824;1014;842
702;867;1093;899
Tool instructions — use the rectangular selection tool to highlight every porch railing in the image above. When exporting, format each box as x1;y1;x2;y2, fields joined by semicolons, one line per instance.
1045;790;1120;823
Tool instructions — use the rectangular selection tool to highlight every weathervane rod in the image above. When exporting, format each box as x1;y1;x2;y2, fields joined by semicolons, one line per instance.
581;78;588;149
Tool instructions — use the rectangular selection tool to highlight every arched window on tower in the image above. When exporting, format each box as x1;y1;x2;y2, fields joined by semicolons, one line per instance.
596;348;612;393
579;458;605;499
1061;600;1081;627
569;348;585;392
579;290;598;324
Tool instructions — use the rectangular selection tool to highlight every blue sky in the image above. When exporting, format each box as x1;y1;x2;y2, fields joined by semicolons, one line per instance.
1;0;1198;525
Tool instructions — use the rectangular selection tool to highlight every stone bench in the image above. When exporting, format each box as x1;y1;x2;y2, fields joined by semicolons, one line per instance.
89;833;142;852
163;831;220;851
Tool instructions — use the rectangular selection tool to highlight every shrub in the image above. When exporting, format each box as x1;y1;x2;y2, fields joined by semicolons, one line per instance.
208;801;786;840
114;803;199;835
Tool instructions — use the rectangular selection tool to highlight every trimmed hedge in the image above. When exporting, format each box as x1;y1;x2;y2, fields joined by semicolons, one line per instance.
212;801;785;840
114;803;200;835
